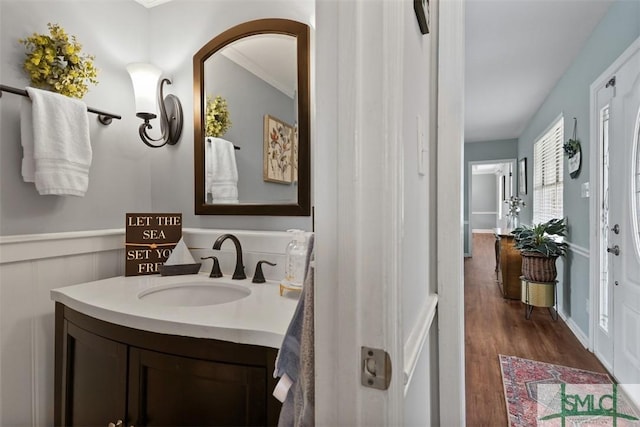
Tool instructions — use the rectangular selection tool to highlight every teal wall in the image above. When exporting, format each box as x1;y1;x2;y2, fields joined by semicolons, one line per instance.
517;0;640;335
463;139;518;254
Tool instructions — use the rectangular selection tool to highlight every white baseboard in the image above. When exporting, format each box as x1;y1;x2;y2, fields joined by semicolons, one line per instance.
471;229;494;234
558;310;589;348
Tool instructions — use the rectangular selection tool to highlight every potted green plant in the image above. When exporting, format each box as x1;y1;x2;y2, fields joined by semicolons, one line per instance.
563;138;580;157
564;118;582;178
512;218;568;282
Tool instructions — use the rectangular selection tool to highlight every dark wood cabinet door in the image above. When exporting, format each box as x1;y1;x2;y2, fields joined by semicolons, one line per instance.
127;347;268;426
58;322;127;427
499;235;522;299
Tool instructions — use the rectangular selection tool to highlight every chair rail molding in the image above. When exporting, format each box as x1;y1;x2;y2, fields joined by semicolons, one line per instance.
0;229;124;264
403;294;438;393
565;240;589;258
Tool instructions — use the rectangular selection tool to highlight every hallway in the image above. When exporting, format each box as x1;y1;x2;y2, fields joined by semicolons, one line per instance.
464;232;608;426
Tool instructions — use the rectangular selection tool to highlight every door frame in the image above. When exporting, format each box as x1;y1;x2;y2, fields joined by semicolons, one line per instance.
588;36;640;354
466;159;517;256
436;0;466;423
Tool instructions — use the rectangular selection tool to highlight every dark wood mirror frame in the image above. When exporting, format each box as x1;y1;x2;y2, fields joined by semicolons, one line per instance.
193;19;311;216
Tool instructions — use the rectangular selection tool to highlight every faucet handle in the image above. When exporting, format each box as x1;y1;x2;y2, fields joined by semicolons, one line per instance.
252;260;277;283
201;256;223;278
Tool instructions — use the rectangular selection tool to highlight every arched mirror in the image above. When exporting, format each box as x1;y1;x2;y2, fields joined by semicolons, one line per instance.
194;19;310;215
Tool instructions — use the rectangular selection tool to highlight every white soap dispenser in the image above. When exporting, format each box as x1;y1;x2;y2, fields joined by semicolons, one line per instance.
284;229;307;288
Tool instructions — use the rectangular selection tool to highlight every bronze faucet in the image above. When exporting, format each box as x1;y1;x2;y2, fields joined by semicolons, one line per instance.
212;234;246;279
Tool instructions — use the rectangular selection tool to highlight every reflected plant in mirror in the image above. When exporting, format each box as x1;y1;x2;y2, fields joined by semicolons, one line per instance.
205;95;232;138
194;18;310;216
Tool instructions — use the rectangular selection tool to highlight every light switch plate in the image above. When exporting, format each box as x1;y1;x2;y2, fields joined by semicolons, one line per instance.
581;182;590;198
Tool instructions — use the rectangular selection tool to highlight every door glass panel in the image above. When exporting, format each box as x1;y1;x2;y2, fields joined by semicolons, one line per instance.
634;107;640;259
600;105;611;332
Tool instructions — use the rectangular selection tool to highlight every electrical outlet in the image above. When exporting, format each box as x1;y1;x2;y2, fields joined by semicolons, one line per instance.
581;182;590;198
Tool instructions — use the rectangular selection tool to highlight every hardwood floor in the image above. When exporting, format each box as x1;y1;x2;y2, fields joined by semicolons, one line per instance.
464;232;608;426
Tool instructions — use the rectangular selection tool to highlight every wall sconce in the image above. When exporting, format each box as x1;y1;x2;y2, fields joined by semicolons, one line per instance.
127;62;183;148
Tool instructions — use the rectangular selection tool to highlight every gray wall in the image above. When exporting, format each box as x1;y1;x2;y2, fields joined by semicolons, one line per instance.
205;54;297;203
517;0;640;335
0;0;314;236
0;1;152;235
463;139;518;253
471;173;497;230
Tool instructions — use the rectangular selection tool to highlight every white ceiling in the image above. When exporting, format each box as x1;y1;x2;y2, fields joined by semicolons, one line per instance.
221;35;297;99
465;0;614;143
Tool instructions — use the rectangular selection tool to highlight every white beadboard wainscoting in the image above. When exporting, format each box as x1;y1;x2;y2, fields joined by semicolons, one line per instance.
0;227;299;426
0;229;124;427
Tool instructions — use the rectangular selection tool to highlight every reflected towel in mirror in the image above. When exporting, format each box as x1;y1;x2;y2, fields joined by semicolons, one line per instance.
205;137;238;203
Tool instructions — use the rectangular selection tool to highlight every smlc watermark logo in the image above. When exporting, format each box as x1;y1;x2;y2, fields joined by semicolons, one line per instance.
537;383;640;426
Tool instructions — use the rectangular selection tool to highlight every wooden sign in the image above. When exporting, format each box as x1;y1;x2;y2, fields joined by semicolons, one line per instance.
125;213;182;276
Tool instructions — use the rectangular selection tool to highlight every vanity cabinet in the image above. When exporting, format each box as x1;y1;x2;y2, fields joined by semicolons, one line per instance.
60;321;127;426
54;303;279;427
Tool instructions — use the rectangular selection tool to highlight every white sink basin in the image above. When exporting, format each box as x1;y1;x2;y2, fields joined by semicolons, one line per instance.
138;281;251;307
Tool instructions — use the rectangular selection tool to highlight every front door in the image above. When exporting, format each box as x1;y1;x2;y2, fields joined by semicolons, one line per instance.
594;82;614;370
609;43;640;401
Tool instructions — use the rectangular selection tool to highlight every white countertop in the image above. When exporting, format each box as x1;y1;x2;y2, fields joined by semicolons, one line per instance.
51;273;300;349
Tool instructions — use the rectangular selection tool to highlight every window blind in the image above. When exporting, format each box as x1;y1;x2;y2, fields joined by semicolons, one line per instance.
533;116;564;224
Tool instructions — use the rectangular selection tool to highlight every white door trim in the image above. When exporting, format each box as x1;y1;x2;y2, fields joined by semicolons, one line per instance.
437;0;466;423
589;36;640;353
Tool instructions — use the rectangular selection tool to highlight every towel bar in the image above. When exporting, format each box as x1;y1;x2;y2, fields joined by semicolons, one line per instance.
0;84;121;125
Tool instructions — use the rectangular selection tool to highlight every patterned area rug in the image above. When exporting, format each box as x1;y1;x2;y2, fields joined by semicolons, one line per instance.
499;355;639;426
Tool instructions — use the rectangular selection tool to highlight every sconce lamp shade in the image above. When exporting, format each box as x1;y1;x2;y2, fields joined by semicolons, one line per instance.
126;62;183;148
127;62;162;116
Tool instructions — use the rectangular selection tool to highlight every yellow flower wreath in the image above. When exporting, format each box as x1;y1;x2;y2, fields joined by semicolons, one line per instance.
19;23;98;99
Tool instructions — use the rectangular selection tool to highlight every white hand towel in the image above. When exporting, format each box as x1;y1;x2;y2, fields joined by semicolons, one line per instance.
20;98;35;182
206;137;239;203
205;136;213;196
26;87;92;196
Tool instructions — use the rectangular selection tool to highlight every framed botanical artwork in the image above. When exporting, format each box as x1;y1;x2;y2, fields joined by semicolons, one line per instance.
414;0;430;34
519;157;527;195
263;114;294;184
